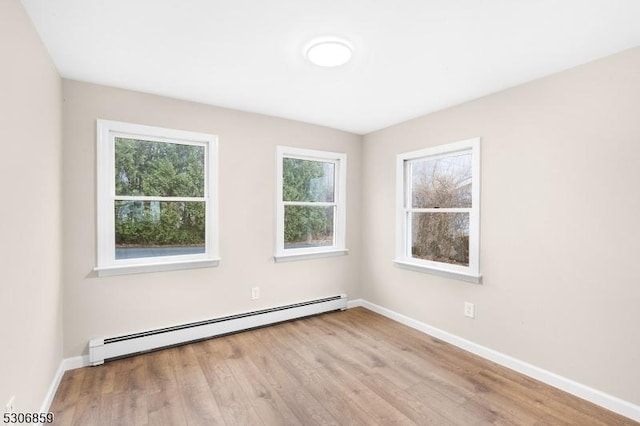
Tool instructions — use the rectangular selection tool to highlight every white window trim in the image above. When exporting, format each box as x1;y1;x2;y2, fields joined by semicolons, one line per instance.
95;119;220;277
394;138;481;283
275;146;348;262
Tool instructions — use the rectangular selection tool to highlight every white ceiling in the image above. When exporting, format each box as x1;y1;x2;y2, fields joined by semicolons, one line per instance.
20;0;640;134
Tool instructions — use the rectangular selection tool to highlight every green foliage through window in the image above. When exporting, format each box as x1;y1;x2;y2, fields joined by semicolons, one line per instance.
114;138;206;248
283;158;335;247
115;201;205;247
115;138;204;197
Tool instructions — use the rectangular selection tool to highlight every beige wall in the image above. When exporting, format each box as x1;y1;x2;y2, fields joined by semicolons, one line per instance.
361;47;640;404
62;80;362;357
0;0;63;412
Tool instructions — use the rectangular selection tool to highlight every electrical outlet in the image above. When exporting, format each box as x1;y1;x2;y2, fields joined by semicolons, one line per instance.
5;396;15;414
251;286;260;300
464;302;475;318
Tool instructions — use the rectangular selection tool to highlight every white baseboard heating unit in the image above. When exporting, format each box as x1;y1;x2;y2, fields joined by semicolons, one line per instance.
89;294;347;366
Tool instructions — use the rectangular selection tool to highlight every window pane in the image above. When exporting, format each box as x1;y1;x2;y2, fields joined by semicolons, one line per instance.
115;138;205;197
411;212;469;266
284;206;334;249
411;152;472;208
115;201;205;259
283;158;335;202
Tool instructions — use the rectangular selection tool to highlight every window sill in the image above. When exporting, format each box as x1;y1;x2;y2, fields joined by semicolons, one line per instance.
274;249;349;263
393;260;482;284
94;258;220;277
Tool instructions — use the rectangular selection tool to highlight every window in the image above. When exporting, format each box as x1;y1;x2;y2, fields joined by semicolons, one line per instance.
275;146;348;261
95;120;219;276
394;138;481;283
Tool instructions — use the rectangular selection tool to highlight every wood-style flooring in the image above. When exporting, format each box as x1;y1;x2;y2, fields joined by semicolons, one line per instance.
49;307;636;425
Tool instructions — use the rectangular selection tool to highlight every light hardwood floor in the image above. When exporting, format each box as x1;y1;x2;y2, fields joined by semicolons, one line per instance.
50;307;636;425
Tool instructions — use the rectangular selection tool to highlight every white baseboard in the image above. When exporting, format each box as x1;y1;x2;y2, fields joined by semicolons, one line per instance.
347;298;364;309
63;355;91;371
348;298;640;422
40;355;90;414
38;362;64;414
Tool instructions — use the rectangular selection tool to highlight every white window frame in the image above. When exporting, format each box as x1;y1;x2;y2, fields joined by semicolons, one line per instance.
275;146;348;262
394;138;481;283
95;119;219;277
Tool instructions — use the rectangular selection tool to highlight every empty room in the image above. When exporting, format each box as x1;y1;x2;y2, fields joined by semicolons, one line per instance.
2;0;639;424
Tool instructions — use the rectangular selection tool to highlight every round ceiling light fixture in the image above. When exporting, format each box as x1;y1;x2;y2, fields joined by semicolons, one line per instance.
305;38;353;67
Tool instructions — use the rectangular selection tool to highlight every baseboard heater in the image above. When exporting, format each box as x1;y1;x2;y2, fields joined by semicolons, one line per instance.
89;294;347;366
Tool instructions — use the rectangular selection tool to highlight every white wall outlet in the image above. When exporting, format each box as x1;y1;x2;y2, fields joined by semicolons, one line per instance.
464;302;475;318
5;396;15;413
251;286;260;300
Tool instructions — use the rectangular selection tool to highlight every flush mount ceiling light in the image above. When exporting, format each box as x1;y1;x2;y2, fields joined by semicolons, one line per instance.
305;38;353;67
